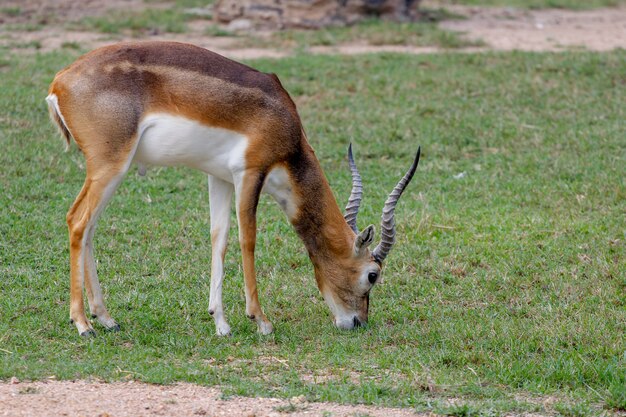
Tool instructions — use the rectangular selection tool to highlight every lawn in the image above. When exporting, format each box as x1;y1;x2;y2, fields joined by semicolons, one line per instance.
0;49;624;416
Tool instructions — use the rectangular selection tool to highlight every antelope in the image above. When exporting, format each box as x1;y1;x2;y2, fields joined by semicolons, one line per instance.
46;41;420;337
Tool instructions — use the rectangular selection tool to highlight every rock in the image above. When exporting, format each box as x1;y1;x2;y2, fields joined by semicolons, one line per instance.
291;395;307;404
184;7;214;18
227;18;253;32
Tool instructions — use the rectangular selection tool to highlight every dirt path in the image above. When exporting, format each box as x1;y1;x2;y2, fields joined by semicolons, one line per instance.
0;379;430;417
439;4;626;52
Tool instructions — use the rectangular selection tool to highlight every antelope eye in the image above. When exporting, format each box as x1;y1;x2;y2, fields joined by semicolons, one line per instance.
368;272;378;284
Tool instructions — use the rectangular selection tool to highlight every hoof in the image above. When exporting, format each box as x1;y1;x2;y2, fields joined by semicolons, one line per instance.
208;309;214;316
247;314;255;320
106;324;121;332
80;329;96;337
258;321;274;335
91;314;97;319
216;327;231;337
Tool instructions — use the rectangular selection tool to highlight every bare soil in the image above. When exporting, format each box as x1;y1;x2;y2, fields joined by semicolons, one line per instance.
1;1;624;416
439;4;626;52
0;379;428;417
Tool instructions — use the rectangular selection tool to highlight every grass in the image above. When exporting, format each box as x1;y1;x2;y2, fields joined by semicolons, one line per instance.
4;40;42;50
71;0;215;35
554;401;593;417
204;24;233;37
0;49;625;417
0;23;45;32
75;8;194;34
0;7;21;17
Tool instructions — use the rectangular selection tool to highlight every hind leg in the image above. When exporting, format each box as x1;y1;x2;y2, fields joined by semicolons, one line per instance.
52;85;143;336
83;181;124;332
67;168;127;336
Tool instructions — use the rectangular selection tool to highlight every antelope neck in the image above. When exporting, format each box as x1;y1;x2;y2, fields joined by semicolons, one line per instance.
284;145;354;265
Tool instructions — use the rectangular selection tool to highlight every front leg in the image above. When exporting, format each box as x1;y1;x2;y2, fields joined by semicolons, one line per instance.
207;175;234;336
234;170;273;335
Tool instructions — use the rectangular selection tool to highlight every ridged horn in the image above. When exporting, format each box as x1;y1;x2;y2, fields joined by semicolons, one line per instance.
344;143;362;233
372;147;421;263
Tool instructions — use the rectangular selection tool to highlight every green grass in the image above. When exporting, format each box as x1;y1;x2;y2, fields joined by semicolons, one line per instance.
74;1;214;35
204;24;233;37
0;23;45;32
0;7;21;17
433;0;626;9
75;8;193;34
1;49;625;416
554;400;593;417
73;0;215;35
0;40;42;50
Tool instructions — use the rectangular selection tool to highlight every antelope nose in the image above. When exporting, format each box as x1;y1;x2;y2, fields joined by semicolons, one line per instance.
353;316;362;328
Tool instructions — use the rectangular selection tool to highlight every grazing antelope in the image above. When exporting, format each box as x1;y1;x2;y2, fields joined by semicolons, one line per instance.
46;41;420;337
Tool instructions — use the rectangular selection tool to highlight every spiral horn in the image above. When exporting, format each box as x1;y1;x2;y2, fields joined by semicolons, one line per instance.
372;147;421;263
344;143;363;233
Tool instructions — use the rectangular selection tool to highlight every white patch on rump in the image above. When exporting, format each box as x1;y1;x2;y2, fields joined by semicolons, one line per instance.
45;93;71;151
133;113;248;183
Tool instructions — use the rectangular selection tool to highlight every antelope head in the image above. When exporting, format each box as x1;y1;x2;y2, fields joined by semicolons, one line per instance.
317;145;421;330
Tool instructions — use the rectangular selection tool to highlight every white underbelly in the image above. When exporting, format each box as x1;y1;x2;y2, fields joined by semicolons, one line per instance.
133;113;299;219
133;113;248;182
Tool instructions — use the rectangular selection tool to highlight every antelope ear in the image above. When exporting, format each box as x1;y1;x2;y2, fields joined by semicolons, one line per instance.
354;224;375;256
